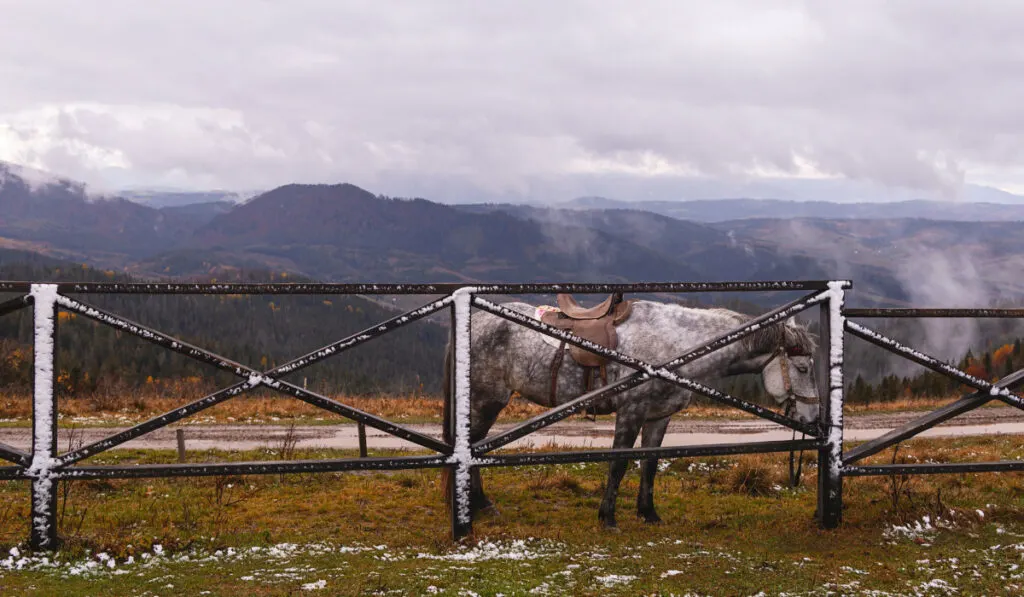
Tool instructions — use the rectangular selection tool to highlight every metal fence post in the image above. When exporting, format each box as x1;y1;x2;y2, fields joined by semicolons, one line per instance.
816;282;845;528
448;288;474;540
29;284;59;550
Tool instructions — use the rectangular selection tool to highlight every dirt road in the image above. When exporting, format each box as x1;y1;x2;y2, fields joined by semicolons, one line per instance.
2;407;1023;453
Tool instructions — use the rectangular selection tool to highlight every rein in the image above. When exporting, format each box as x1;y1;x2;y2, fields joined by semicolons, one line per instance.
788;426;805;488
777;346;806;488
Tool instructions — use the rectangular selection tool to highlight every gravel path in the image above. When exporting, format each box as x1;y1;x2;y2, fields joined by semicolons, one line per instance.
1;407;1022;453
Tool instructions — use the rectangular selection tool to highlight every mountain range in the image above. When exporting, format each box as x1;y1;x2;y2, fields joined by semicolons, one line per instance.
2;160;1022;311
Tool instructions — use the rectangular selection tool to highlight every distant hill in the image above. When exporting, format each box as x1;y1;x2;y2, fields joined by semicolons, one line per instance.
714;218;1024;304
180;183;708;283
456;203;830;281
0;161;221;263
119;189;252;208
158;201;236;225
559;197;1024;223
0;161;1020;312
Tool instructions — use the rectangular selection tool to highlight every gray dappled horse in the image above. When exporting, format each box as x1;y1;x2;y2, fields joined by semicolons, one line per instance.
443;299;820;528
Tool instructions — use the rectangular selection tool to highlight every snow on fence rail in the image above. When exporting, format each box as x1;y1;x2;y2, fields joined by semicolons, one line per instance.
841;308;1024;476
1;280;1017;551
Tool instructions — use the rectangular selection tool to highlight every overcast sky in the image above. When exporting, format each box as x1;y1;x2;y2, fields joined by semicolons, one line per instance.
2;1;1024;200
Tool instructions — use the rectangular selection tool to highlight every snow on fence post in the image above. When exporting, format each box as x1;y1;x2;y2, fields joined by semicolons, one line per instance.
816;281;845;529
29;284;59;550
448;287;474;540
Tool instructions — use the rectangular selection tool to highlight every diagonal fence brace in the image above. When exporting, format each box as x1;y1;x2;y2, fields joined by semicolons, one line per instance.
0;294;32;318
843;364;1024;465
845;320;1024;410
0;441;31;467
59;378;257;466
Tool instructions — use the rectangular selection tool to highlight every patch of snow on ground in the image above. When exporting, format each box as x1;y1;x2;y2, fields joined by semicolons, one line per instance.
594;574;637;587
0;541;355;581
416;539;561;563
301;579;327;590
884;515;947;543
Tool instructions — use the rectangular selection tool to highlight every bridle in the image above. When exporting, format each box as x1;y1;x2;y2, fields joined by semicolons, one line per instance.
773;345;817;414
771;344;818;488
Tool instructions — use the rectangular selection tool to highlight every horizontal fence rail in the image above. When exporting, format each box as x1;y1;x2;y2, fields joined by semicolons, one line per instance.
0;280;837;295
4;279;1021;550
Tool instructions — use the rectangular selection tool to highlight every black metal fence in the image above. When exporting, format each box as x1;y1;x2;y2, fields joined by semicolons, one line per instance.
1;280;1016;551
841;309;1024;477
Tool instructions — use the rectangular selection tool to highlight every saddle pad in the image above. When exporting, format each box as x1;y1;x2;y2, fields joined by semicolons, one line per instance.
533;306;567;349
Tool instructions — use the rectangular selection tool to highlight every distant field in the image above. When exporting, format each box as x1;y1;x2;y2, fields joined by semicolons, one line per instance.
2;435;1024;595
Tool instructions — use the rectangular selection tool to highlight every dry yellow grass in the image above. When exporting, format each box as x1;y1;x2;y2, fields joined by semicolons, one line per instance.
4;435;1024;596
0;390;549;424
843;395;1011;414
0;384;1002;425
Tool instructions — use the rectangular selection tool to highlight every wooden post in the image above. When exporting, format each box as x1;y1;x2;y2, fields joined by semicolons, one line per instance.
816;283;845;529
176;429;186;463
29;284;59;550
448;289;474;540
357;422;367;458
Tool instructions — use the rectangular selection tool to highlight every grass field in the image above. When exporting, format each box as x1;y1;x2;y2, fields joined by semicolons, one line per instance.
2;434;1024;595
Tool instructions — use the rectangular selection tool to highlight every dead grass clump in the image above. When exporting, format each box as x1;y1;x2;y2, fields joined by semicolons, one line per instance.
394;474;423;489
728;460;778;496
526;471;590;496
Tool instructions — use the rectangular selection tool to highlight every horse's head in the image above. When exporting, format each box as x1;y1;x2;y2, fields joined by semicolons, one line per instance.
761;342;819;425
729;319;819;425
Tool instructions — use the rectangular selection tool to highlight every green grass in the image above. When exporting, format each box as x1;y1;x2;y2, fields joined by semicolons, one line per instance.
2;436;1024;595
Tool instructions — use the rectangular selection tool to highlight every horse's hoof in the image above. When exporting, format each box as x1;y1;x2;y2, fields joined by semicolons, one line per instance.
479;504;501;518
639;512;662;524
599;513;619;531
602;523;621;533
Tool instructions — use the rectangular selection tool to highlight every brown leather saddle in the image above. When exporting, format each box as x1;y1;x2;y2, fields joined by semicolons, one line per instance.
539;293;633;415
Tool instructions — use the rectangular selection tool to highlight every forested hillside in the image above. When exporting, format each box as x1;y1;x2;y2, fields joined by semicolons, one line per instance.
0;247;1019;405
0;252;449;396
846;339;1023;404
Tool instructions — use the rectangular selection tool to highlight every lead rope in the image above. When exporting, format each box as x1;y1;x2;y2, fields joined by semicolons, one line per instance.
789;427;805;488
778;347;806;488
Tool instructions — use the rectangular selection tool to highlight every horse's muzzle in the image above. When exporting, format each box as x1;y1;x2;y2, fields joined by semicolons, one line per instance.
785;396;820;424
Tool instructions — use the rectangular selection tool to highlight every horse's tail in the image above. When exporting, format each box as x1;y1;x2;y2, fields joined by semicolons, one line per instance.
441;329;454;504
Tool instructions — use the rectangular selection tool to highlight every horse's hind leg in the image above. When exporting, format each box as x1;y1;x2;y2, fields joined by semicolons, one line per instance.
637;416;671;524
598;410;643;529
469;388;510;516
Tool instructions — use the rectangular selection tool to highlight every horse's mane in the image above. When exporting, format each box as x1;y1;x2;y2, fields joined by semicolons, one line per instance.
741;316;817;356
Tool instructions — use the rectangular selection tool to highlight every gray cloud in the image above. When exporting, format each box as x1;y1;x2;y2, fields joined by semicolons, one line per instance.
2;0;1024;197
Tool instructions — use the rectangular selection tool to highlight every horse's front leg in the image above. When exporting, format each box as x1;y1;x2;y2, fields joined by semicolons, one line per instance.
469;390;510;516
598;410;643;530
637;416;670;523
